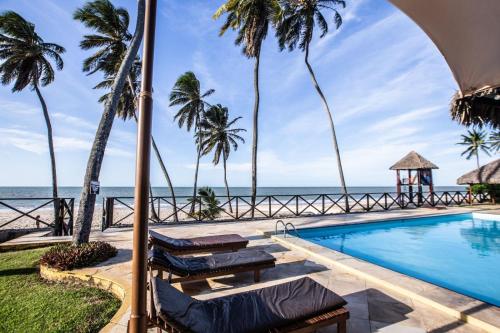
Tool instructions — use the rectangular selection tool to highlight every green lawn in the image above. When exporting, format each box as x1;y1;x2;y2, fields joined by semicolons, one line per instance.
0;247;121;333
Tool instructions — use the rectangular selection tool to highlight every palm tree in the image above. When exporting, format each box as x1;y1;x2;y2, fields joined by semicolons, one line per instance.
458;129;491;169
76;0;131;76
187;187;224;220
275;0;348;196
214;0;280;218
97;60;179;222
169;71;214;212
0;11;65;202
72;0;145;245
198;104;246;213
489;130;500;153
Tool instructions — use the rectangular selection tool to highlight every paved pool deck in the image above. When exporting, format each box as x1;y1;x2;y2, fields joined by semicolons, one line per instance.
3;206;499;333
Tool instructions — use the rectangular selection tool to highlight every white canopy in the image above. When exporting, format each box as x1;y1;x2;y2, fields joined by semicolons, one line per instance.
389;0;500;96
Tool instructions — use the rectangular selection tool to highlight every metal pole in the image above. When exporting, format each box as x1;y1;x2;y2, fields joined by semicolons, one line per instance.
129;0;157;331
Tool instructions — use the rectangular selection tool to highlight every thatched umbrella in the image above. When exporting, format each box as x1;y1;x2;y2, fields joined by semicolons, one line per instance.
457;159;500;185
457;159;500;204
389;0;500;128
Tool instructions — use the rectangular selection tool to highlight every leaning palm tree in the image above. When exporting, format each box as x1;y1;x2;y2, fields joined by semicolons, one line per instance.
214;0;280;218
0;11;65;201
169;71;214;212
275;0;348;196
458;129;491;169
72;0;145;245
198;104;246;213
97;60;179;222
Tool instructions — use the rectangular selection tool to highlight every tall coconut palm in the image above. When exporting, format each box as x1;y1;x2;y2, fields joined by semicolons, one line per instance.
0;11;65;202
214;0;280;218
458;129;491;169
97;60;179;222
169;71;214;212
275;0;348;196
198;104;246;213
72;0;145;245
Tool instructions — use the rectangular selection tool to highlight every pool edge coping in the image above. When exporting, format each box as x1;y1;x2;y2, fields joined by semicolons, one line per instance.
270;234;500;333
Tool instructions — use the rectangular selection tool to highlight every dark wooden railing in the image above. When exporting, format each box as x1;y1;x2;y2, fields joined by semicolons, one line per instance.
101;191;490;230
0;197;74;236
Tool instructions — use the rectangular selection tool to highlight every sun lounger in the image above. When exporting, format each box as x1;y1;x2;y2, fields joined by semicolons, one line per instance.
149;276;349;333
149;245;276;283
148;230;249;255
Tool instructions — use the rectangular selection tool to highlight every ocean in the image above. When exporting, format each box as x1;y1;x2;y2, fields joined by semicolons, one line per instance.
0;186;467;209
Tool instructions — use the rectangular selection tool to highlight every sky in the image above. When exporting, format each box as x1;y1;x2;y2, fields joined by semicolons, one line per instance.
0;0;497;188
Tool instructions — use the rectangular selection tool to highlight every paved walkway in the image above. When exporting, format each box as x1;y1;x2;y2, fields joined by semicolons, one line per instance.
4;206;495;332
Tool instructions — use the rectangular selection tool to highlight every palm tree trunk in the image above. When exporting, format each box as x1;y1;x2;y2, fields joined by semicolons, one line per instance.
34;84;58;199
190;127;202;214
128;76;177;222
34;84;59;229
251;52;260;219
148;185;159;221
222;150;233;213
304;44;348;198
151;137;178;222
476;152;480;169
72;0;145;245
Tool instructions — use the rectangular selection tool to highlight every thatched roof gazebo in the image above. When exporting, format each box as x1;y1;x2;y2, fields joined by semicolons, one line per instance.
390;151;438;204
457;159;500;185
390;151;439;171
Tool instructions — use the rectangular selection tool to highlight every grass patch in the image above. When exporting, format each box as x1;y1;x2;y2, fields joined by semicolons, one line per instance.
0;248;121;333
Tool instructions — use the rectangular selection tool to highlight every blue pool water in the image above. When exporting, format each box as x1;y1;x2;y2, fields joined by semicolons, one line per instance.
299;213;500;306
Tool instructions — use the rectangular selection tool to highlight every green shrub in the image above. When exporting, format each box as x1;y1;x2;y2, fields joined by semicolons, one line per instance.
470;183;489;194
188;187;224;220
40;241;117;271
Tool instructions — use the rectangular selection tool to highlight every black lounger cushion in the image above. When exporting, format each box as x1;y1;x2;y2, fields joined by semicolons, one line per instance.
149;246;276;276
149;230;248;251
152;276;347;333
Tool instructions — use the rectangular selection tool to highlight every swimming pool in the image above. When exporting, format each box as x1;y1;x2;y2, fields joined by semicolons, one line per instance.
299;213;500;306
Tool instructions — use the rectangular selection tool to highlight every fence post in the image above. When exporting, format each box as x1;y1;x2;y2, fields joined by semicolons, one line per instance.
268;196;272;217
295;196;299;216
69;199;74;235
384;193;388;210
235;197;239;220
102;198;114;231
345;195;350;213
322;195;325;214
157;197;160;219
54;198;62;236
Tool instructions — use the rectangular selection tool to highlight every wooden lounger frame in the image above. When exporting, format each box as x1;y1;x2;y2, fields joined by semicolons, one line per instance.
148;268;349;333
150;260;276;283
149;304;349;333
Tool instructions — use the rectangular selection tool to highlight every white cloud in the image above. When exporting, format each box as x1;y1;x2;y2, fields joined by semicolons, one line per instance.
0;100;39;116
366;106;442;133
0;127;133;157
52;113;96;131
